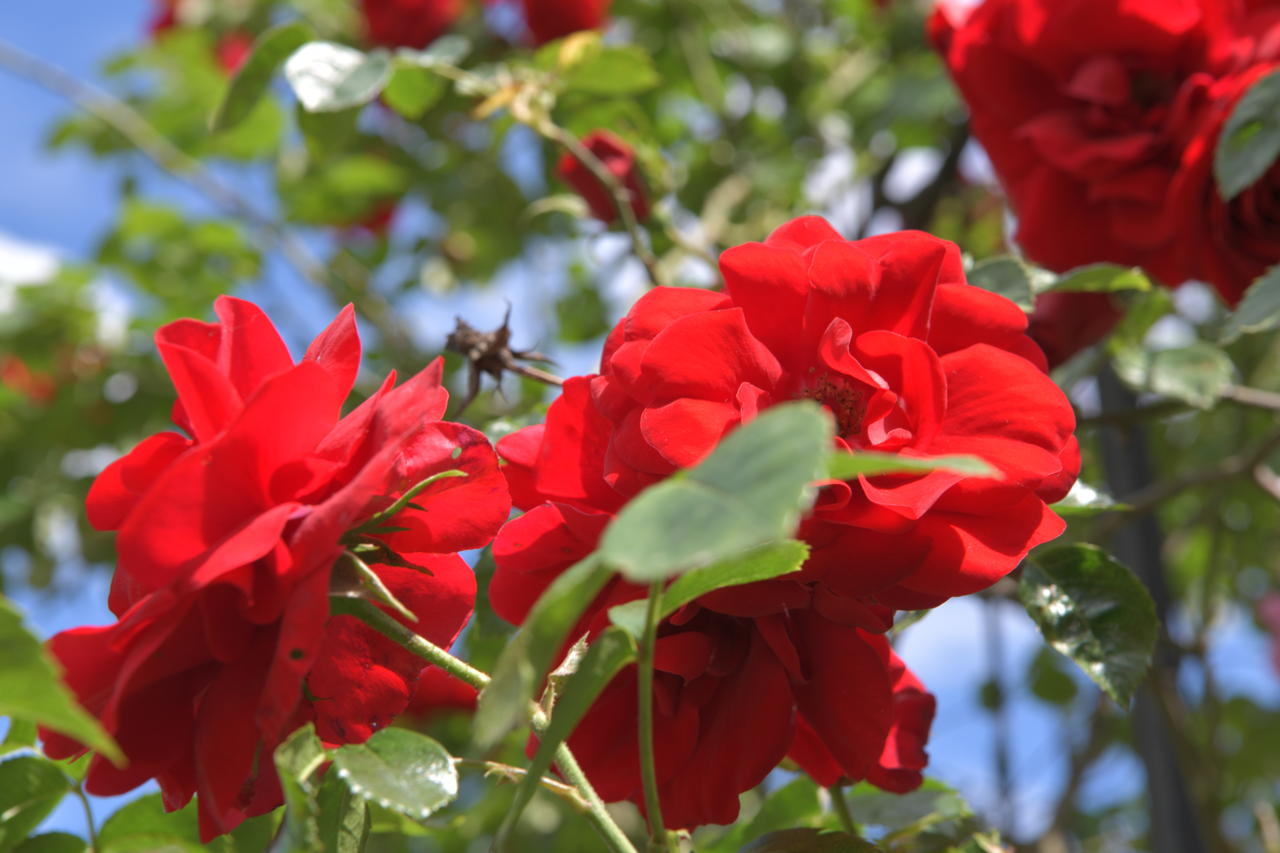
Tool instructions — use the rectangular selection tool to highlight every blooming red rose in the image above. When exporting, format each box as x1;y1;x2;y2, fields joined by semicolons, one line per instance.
557;130;651;225
521;0;610;45
403;667;479;720
40;297;509;840
1026;291;1125;369
361;0;462;49
489;216;1072;826
931;0;1280;304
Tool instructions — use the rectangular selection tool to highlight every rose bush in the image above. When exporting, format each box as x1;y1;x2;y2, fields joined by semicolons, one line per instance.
932;0;1280;305
521;0;611;45
361;0;462;49
489;216;1076;826
39;297;509;840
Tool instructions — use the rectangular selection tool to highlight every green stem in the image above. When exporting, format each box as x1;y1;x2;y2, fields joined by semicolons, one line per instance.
636;583;673;851
830;784;856;836
331;597;638;853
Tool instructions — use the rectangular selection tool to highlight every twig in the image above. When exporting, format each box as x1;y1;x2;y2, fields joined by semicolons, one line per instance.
537;121;667;288
0;36;417;366
830;784;857;836
453;757;588;810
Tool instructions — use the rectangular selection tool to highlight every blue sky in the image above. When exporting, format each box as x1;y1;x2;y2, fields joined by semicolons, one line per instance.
2;1;1279;846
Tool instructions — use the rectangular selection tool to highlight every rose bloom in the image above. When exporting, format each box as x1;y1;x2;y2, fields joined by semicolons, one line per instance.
491;216;1075;826
40;297;509;840
147;2;252;75
557;130;651;225
521;0;610;45
1026;291;1125;368
932;0;1280;304
361;0;462;49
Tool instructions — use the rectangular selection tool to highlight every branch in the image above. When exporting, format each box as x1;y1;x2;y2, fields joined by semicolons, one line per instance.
0;36;417;366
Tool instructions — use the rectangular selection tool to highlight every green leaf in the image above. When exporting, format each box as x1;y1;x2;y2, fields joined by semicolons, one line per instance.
1049;480;1127;518
1;720;37;757
13;834;86;853
473;555;613;748
703;777;825;853
331;729;458;821
967;257;1036;312
1112;342;1235;408
296;104;361;160
0;598;122;764
1041;264;1152;295
599;402;831;583
561;45;661;95
382;67;445;120
394;37;470;69
273;724;329;853
0;756;70;851
97;794;204;853
1028;646;1079;707
496;626;637;844
737;828;880;853
1220;264;1280;343
284;43;392;112
827;451;997;480
1215;69;1280;200
1019;544;1158;707
846;779;971;829
316;772;369;853
211;22;313;131
608;541;811;639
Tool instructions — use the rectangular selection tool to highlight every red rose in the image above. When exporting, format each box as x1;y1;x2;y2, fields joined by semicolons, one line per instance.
1026;291;1125;369
361;0;462;49
556;130;651;225
404;667;479;719
41;297;509;840
931;0;1280;304
214;31;254;75
0;355;56;405
521;0;610;45
490;216;1072;826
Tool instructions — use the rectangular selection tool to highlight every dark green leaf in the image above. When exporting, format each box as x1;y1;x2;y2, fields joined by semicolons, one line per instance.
1020;545;1158;707
737;828;880;853
331;728;458;821
1215;69;1280;200
98;794;206;853
212;22;313;131
561;45;660;95
284;43;392;112
609;541;810;639
316;772;369;853
13;834;86;853
828;451;997;480
474;555;613;748
1041;264;1152;295
1112;342;1234;408
382;67;445;120
703;777;825;853
1028;646;1080;706
0;598;122;763
599;402;831;582
967;257;1036;312
0;756;70;851
296;104;361;160
496;626;637;844
1221;264;1280;342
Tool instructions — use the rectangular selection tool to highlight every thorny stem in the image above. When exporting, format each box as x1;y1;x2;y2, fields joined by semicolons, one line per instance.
636;583;675;852
332;597;638;853
453;757;588;810
0;36;417;368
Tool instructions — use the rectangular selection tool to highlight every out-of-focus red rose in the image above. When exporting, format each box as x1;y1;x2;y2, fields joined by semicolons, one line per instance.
931;0;1280;305
1026;291;1125;369
490;216;1074;826
361;0;462;49
0;355;56;405
556;130;650;225
521;0;610;45
147;0;178;36
40;297;509;840
214;31;254;75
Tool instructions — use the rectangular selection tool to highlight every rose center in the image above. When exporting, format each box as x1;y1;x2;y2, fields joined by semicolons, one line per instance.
800;372;868;439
